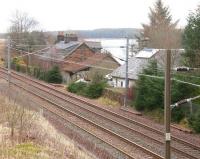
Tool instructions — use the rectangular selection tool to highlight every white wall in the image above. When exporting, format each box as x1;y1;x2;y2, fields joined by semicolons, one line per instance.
112;77;135;88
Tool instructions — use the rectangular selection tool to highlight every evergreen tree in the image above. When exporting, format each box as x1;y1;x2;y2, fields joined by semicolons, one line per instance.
46;66;62;84
138;0;181;49
182;6;200;67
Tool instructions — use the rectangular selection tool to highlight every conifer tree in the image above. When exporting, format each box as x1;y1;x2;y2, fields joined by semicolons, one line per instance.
138;0;181;49
183;6;200;67
46;66;62;84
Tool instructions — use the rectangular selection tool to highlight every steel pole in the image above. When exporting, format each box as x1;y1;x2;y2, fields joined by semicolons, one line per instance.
124;37;129;106
164;49;171;159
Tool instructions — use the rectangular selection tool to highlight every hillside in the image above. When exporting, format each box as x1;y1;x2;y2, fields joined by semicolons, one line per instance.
74;28;140;38
0;28;140;40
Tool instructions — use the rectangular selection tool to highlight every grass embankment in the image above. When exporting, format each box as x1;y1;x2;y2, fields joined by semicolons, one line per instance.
0;96;95;159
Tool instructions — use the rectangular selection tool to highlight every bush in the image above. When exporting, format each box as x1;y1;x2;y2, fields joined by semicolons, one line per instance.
67;82;105;99
188;111;200;133
46;66;62;84
171;107;187;123
85;83;105;98
68;82;87;93
16;64;20;72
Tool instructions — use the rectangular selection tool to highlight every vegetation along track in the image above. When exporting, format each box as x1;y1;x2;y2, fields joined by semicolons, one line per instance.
0;67;200;158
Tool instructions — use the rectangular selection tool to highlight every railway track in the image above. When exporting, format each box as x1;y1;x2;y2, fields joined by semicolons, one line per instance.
0;68;162;159
0;67;200;159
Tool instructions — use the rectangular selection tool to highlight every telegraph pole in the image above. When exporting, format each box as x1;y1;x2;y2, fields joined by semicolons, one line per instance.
124;37;129;107
27;46;30;75
7;36;11;100
164;49;171;159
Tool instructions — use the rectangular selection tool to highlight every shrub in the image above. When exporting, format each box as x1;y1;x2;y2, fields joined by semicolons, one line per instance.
85;83;105;98
68;82;87;93
67;81;105;99
46;66;62;84
188;110;200;133
16;64;20;72
171;107;187;123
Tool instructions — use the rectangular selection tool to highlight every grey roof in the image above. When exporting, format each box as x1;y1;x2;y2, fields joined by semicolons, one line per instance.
55;41;80;50
39;41;83;60
111;56;150;80
84;41;102;49
135;48;159;58
38;41;101;60
111;48;184;80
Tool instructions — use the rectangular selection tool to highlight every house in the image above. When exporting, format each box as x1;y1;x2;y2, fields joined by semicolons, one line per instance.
110;48;183;88
31;33;120;83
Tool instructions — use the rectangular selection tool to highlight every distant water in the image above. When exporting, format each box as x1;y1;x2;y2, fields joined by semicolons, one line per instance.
85;38;137;64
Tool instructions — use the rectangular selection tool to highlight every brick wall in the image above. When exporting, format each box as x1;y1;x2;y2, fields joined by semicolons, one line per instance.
65;44;94;62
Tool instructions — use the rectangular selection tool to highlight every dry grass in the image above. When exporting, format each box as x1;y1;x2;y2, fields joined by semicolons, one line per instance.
0;39;5;61
107;87;125;94
0;96;96;159
97;97;120;108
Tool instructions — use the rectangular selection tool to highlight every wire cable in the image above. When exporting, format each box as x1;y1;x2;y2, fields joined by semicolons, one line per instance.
171;95;200;108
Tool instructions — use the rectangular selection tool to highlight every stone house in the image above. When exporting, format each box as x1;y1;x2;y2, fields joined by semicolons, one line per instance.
31;33;120;83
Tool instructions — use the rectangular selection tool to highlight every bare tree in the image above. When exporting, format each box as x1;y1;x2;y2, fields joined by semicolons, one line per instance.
4;96;37;142
9;10;38;44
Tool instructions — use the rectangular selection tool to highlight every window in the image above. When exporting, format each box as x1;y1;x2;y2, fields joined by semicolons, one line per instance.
121;81;123;87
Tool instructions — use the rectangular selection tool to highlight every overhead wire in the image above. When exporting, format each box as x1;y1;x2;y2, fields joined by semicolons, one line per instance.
7;42;200;88
9;46;115;71
9;45;124;66
136;73;200;88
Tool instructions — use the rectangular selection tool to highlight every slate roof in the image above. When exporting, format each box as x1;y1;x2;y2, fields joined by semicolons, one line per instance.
135;48;159;58
39;41;102;61
39;41;83;60
110;48;184;80
63;53;118;73
111;56;150;80
63;62;89;73
84;41;102;49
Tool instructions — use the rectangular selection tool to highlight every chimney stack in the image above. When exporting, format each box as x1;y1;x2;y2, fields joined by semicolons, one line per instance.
65;33;78;43
57;31;65;42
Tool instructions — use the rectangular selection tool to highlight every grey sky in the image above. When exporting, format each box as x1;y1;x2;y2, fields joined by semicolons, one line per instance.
0;0;199;32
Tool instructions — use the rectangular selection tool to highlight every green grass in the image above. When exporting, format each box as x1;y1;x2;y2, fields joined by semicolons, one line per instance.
0;142;62;159
0;142;43;158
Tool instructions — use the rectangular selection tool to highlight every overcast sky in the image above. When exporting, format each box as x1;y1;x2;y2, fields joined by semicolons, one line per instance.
0;0;199;32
